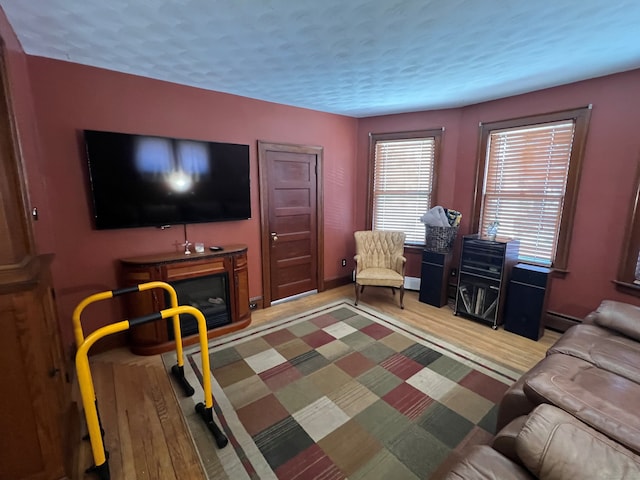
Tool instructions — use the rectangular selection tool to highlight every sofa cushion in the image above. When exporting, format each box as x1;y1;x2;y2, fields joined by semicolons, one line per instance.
589;300;640;341
443;445;533;480
547;323;640;383
517;404;640;479
523;354;640;455
355;267;404;287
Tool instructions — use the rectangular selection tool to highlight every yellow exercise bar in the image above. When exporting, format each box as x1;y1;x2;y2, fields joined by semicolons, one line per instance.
74;284;227;480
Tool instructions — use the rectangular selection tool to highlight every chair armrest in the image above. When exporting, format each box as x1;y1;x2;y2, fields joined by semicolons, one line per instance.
392;255;406;275
354;254;363;273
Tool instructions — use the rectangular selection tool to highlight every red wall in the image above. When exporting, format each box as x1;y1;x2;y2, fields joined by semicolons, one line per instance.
24;58;358;345
358;70;640;318
4;6;640;348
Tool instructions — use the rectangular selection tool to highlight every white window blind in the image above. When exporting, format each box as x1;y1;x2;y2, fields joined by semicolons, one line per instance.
373;137;435;244
481;120;576;265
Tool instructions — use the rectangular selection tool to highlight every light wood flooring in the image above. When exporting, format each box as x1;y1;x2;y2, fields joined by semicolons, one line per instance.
73;285;561;479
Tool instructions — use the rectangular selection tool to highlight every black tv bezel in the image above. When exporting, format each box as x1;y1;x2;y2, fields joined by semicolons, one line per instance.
83;129;251;230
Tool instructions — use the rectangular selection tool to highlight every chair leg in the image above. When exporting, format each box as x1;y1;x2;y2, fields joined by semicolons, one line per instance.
399;285;405;309
355;282;360;305
390;287;396;297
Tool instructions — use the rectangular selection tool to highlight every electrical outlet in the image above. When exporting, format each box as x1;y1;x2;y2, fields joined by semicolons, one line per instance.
341;258;347;267
249;302;257;310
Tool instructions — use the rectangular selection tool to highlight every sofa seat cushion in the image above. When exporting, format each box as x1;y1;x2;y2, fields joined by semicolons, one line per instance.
523;354;640;454
355;267;404;287
547;323;640;383
443;445;533;480
517;404;640;479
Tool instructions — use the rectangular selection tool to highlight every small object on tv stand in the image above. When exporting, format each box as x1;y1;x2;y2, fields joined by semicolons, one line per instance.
209;246;223;251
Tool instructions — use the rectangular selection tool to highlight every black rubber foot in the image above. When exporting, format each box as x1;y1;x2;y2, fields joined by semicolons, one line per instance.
195;402;229;449
86;461;110;480
171;364;195;396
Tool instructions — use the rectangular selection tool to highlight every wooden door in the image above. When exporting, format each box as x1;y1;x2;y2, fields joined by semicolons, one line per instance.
258;142;324;306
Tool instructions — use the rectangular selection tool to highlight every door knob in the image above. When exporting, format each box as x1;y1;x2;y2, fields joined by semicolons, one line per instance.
270;232;278;242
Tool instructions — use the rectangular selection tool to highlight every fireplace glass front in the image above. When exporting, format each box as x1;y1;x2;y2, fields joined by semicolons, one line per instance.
166;273;231;339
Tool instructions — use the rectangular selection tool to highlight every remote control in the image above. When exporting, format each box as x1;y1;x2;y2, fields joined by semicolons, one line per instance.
209;246;223;251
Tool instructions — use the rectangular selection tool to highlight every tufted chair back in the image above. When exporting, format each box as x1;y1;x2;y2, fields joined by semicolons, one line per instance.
354;230;406;274
353;230;407;308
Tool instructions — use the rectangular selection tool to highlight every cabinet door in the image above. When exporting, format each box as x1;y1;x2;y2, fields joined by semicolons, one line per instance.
0;280;71;480
234;254;250;322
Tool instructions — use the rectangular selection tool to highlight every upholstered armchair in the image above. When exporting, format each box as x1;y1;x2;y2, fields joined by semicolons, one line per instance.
353;230;407;308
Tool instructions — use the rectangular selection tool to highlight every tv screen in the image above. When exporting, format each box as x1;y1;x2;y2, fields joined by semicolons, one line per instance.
83;130;251;230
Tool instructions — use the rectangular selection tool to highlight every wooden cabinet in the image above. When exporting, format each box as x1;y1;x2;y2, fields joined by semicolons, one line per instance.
120;245;251;355
0;257;73;480
455;235;520;329
0;46;72;479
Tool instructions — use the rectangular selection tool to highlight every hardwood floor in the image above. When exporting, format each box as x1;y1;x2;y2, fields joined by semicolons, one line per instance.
73;285;561;479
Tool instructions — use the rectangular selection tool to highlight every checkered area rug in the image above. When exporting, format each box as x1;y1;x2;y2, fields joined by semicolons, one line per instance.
163;300;521;480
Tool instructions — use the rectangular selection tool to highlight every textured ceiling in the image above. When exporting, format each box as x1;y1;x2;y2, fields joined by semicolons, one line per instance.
1;0;640;117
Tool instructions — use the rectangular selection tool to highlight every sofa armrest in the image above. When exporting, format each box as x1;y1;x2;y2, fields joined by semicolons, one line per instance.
517;404;640;479
492;415;528;463
589;300;640;341
443;445;533;480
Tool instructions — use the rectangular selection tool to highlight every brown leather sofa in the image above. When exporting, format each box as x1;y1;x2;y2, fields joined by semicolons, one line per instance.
444;300;640;478
445;403;640;479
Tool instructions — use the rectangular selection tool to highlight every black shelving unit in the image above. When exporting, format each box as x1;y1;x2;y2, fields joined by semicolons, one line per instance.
455;235;520;329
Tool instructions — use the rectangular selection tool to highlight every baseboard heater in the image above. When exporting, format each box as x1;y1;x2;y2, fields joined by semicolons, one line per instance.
404;276;420;291
544;310;581;333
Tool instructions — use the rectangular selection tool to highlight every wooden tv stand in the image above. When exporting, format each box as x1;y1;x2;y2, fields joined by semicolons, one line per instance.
120;244;251;355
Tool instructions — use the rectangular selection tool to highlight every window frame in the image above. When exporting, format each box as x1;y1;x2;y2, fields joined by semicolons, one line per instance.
616;161;640;290
366;128;443;245
471;107;591;270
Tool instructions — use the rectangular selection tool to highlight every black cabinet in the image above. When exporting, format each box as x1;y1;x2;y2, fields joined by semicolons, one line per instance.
455;235;520;329
419;250;452;307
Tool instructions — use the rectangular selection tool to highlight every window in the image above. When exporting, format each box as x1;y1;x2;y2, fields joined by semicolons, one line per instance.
472;107;591;270
617;162;640;288
367;129;442;245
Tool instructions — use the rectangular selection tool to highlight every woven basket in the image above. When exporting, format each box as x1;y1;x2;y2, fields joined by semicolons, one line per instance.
424;225;458;253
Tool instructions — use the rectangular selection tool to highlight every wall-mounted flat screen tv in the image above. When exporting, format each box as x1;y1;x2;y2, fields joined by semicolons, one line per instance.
83;130;251;230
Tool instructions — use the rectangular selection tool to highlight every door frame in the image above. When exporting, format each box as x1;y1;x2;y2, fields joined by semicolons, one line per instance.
258;141;324;308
